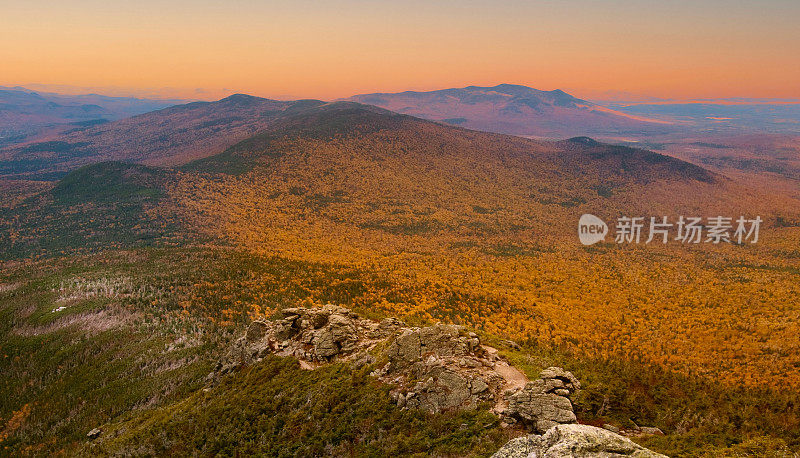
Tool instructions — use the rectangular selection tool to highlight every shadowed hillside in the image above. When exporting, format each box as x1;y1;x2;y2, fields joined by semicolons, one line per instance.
0;162;186;259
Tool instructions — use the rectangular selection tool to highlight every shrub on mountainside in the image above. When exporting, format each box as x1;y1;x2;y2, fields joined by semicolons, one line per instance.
91;356;511;457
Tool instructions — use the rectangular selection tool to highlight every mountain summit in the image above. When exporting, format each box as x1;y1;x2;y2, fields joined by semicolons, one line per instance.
346;84;672;138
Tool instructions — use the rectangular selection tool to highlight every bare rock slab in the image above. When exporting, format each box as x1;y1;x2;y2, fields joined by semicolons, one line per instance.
492;424;668;458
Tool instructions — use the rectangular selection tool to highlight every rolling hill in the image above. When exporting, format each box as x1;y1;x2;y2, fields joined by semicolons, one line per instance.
5;101;792;261
1;101;748;261
0;95;326;179
0;161;187;260
345;84;676;138
183;100;759;228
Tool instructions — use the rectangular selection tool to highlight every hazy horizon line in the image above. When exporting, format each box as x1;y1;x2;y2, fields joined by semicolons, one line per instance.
4;82;800;105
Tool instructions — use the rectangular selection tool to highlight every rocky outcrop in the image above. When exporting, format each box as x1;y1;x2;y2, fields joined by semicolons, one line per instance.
216;305;399;374
215;305;531;415
376;324;506;413
216;305;669;456
491;424;668;458
503;367;581;433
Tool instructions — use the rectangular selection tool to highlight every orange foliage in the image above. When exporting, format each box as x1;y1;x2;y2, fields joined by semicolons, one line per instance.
169;125;800;389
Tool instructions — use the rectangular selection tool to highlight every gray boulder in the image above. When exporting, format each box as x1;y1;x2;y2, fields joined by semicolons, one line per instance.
245;320;269;341
387;324;479;368
379;323;509;414
504;367;580;433
86;427;102;440
492;424;668;457
491;436;537;458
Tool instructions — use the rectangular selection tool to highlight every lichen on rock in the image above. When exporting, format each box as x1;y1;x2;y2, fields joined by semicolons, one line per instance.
503;366;581;433
491;424;668;458
214;305;534;415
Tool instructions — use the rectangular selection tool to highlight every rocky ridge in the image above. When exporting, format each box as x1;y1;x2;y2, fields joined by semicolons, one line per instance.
216;305;578;427
217;305;527;415
215;305;668;457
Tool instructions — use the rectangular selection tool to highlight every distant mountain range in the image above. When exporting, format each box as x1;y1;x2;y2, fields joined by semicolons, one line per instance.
0;94;302;178
3;85;799;181
345;84;675;138
0;86;185;146
4;82;798;161
0;93;706;181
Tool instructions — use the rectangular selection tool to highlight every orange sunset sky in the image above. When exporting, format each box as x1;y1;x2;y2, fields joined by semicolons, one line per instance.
3;0;799;101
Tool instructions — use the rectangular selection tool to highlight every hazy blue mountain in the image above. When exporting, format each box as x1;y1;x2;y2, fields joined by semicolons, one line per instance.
346;84;675;138
0;86;186;146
